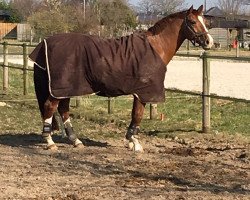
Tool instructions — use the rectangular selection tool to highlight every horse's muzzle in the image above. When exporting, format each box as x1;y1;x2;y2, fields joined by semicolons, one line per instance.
202;34;214;50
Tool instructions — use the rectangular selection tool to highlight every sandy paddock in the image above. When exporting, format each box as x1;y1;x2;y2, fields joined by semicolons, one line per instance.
166;57;250;100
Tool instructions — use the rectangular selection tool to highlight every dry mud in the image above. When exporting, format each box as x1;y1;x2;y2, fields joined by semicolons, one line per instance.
0;132;249;200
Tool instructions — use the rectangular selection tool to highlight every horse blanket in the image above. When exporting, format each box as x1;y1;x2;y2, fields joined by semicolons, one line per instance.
29;33;166;103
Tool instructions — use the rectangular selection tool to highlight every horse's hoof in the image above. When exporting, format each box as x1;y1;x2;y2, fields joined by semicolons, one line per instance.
128;142;143;152
133;143;144;152
46;144;58;150
74;142;84;149
128;142;134;150
74;139;84;148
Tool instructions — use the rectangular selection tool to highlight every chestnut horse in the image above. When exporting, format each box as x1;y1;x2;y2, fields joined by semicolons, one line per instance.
30;5;213;151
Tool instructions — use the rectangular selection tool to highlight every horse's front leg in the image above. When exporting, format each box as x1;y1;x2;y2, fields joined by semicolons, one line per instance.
126;96;145;152
58;98;83;148
42;97;59;150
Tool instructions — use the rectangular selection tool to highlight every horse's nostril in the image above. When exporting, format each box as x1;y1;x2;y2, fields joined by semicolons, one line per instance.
206;39;210;45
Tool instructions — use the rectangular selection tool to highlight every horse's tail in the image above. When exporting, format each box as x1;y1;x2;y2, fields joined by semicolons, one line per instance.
33;65;49;118
34;65;59;131
32;40;49;117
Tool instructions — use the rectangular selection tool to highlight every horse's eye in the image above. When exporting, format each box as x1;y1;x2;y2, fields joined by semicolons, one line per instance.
190;20;196;25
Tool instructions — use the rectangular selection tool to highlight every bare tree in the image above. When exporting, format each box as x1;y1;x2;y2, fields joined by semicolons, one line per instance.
136;0;156;13
154;0;185;15
98;0;136;35
218;0;247;18
243;0;250;5
42;0;62;11
28;0;136;39
9;0;41;22
137;0;185;14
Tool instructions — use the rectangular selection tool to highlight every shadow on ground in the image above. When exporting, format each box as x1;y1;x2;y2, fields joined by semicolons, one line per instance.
0;133;108;148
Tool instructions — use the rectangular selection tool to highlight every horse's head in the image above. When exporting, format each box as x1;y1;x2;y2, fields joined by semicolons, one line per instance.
184;5;214;50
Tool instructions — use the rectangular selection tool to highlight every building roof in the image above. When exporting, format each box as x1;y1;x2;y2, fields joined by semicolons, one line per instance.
205;7;224;18
205;6;250;20
0;10;11;17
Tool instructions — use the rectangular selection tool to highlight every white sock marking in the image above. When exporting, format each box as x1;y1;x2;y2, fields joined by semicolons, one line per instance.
44;117;52;124
130;136;143;152
74;138;83;147
45;135;55;146
64;118;71;124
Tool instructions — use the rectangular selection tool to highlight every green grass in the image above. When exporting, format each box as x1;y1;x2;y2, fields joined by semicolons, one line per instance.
0;67;34;96
211;99;250;134
0;91;249;139
66;95;250;141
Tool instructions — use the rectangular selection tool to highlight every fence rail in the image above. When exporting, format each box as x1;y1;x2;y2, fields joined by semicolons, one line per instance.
176;52;250;61
0;42;36;95
1;42;250;133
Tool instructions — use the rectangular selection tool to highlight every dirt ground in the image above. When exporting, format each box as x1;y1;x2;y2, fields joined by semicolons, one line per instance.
0;132;249;200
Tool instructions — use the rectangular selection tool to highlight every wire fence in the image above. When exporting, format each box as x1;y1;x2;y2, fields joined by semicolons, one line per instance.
0;42;250;133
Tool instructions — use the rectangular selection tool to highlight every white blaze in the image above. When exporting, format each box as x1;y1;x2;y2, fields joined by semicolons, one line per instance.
198;16;208;32
198;15;214;48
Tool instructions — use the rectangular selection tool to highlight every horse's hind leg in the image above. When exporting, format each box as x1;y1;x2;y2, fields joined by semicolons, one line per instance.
58;98;83;148
42;97;60;150
126;95;145;152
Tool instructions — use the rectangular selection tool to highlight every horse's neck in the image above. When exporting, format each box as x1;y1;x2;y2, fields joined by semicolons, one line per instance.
147;17;185;65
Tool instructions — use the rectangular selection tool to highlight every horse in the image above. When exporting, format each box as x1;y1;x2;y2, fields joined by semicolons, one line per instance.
29;5;213;151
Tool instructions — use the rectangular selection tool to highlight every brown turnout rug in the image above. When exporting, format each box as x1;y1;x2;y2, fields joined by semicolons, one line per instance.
29;33;166;103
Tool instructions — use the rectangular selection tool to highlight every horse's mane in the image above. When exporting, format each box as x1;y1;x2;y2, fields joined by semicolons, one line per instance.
148;10;187;35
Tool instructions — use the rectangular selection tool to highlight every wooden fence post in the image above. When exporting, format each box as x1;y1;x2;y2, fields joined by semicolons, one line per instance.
76;97;81;107
3;41;9;92
150;104;157;120
23;43;28;95
187;40;190;54
107;97;112;114
236;41;240;57
202;51;211;133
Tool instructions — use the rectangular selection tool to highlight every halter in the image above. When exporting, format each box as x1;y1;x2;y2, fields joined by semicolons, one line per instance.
184;16;208;46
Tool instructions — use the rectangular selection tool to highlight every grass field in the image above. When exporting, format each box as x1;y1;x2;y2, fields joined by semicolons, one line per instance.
68;94;250;139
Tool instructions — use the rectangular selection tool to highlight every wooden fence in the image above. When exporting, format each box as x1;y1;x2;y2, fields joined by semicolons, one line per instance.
1;42;36;95
1;42;250;133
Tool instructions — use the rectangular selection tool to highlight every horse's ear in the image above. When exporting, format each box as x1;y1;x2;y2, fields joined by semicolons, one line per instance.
187;5;194;14
197;5;204;14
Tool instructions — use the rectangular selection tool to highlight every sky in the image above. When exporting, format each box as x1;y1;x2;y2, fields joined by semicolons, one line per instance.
129;0;217;10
